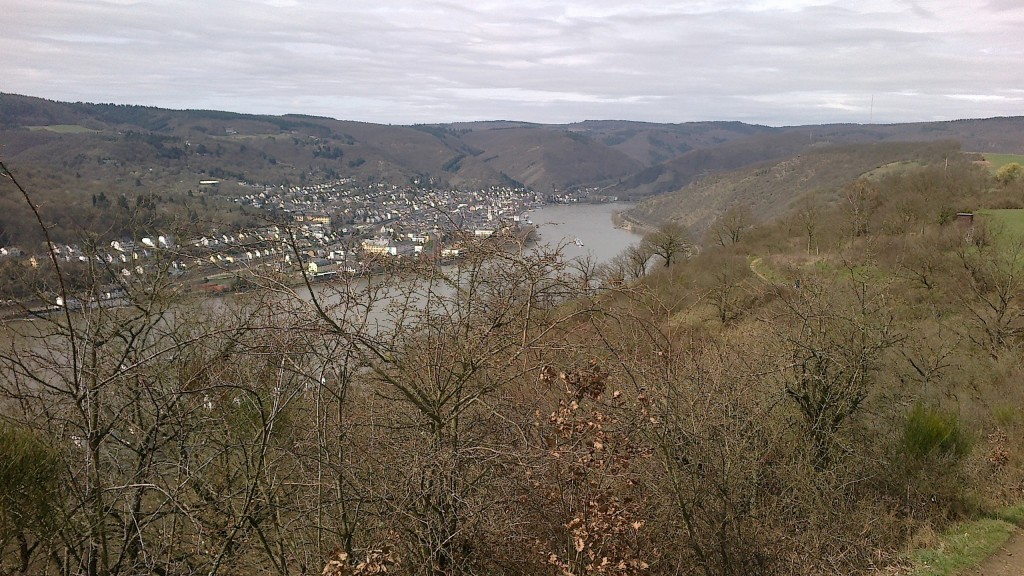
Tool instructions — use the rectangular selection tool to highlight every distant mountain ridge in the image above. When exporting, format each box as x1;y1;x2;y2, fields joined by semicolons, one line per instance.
2;92;1023;234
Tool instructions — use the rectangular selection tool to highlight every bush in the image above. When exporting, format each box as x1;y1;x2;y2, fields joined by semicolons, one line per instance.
903;403;972;461
0;422;63;544
892;405;978;524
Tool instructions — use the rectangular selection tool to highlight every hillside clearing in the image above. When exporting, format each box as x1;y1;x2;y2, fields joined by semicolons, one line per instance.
977;209;1024;239
26;124;100;134
976;153;1024;174
864;160;922;179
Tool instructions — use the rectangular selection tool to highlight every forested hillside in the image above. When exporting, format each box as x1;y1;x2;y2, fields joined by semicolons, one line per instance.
626;140;967;235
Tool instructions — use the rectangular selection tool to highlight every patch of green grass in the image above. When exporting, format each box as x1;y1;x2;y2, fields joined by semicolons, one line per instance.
748;257;785;283
977;209;1024;240
813;259;834;273
994;405;1019;428
978;153;1024;173
993;502;1024;527
846;262;885;284
908;518;1015;576
26;124;99;134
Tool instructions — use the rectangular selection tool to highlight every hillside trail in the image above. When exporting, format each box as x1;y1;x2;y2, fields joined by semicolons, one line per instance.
749;257;770;282
966;528;1024;576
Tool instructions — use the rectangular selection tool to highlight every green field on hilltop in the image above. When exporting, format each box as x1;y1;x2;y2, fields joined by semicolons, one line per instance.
978;153;1024;173
27;124;100;134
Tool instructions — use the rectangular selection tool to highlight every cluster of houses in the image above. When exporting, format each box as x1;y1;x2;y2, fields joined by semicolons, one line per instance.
1;177;600;301
224;179;557;279
233;178;549;235
1;235;180;278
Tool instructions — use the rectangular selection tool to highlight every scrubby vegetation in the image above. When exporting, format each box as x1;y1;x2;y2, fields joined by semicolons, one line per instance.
4;149;1024;575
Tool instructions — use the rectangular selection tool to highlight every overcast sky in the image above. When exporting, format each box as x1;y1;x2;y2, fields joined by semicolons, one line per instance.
3;0;1023;126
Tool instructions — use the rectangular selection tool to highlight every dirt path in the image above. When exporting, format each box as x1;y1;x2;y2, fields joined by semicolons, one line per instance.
748;257;770;282
967;529;1024;575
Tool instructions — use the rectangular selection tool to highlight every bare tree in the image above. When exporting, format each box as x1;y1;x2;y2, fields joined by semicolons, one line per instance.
599;243;652;287
625;243;654;279
954;234;1024;357
704;254;753;324
0;162;315;576
364;240;594;573
707;205;753;247
764;272;901;467
843;179;880;238
795;195;820;254
643;222;692;268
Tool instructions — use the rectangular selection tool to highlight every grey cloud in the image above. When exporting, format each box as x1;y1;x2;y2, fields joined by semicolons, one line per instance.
1;0;1022;125
985;0;1024;11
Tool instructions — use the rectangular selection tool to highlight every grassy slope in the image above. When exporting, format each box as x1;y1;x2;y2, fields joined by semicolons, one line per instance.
26;124;100;134
631;152;1024;573
978;210;1024;239
978;153;1024;172
864;160;923;179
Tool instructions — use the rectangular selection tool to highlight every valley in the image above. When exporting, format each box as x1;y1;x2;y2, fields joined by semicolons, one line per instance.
4;94;1024;576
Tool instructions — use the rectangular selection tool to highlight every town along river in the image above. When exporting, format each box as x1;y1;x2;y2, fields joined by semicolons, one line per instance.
4;203;641;334
0;203;643;394
290;201;643;330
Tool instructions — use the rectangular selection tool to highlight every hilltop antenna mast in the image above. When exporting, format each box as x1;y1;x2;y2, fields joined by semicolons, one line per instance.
870;94;874;124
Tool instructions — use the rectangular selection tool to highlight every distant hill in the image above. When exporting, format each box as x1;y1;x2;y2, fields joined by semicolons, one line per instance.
563;120;777;166
780;117;1024;154
0;94;651;194
607;131;816;198
3;92;1024;242
607;119;1024;200
626;140;966;235
458;126;643;191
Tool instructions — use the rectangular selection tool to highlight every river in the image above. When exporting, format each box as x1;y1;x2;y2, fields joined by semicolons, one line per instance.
527;202;641;265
